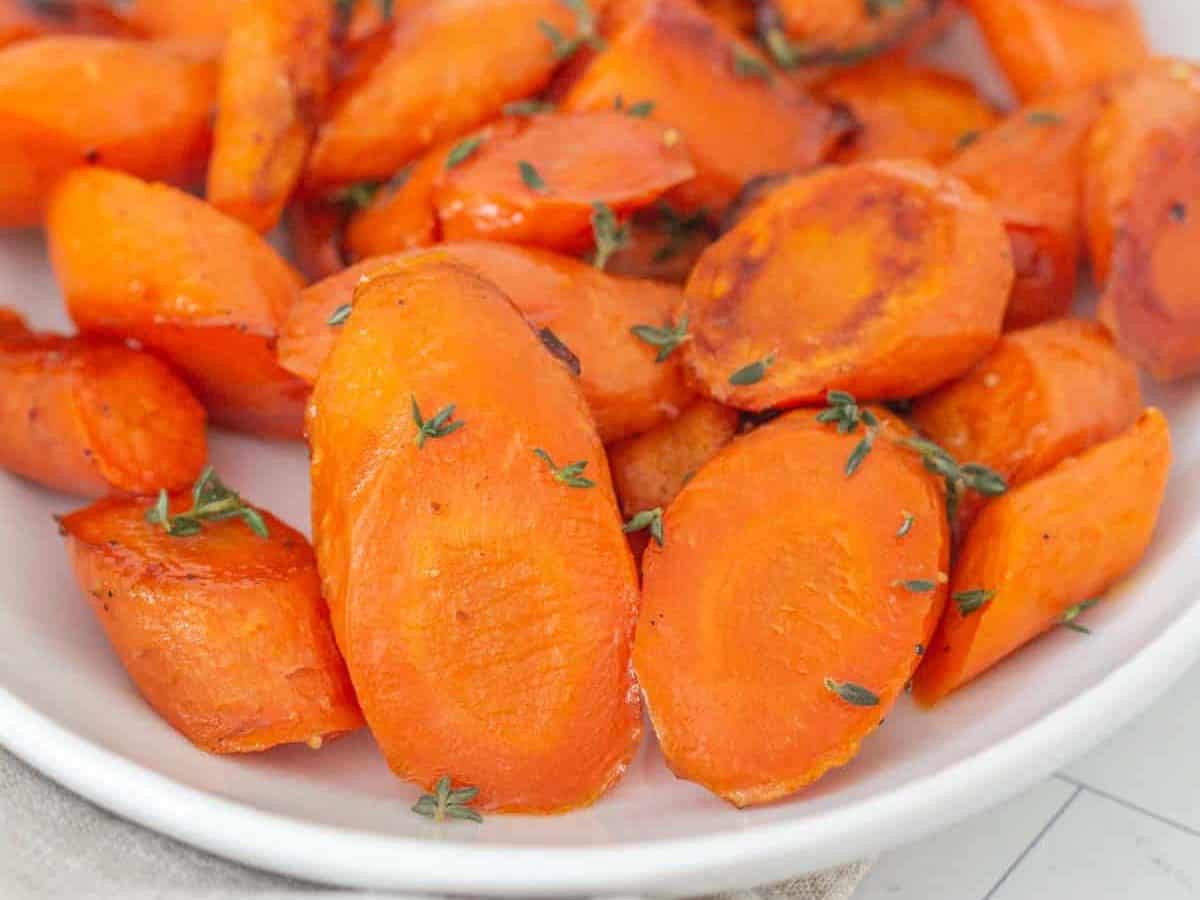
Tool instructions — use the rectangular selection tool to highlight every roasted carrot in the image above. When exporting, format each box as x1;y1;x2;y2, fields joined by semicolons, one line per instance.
913;408;1171;706
114;0;241;56
435;112;695;252
48;168;308;438
1085;61;1200;380
0;36;216;227
699;0;754;35
307;0;608;188
0;309;206;497
61;476;363;752
683;159;1012;410
309;254;641;812
912;319;1142;527
279;242;693;442
207;0;333;233
948;90;1101;330
962;0;1148;101
558;0;841;212
0;0;131;49
755;0;943;67
286;198;347;282
820;59;999;165
634;410;949;806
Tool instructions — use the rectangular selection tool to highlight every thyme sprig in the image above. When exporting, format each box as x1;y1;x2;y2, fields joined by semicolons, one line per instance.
1060;598;1100;634
412;776;482;823
816;391;880;476
412;396;465;448
899;435;1007;522
631;314;690;362
538;0;605;62
145;467;268;539
533;449;596;488
623;508;665;546
590;202;629;270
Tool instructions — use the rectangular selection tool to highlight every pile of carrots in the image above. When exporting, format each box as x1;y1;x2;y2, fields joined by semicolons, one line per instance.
0;0;1189;815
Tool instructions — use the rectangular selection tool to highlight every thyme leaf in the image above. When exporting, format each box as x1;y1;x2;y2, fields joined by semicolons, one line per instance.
533;448;595;488
623;508;665;546
590;202;629;270
729;354;776;386
954;588;995;617
824;678;880;707
445;135;485;170
538;0;605;62
412;775;482;824
327;303;352;326
630;314;690;362
519;160;548;192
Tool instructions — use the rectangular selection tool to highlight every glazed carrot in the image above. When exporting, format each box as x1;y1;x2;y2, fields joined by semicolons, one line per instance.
0;36;216;227
559;0;841;212
48;168;308;438
207;0;333;233
309;254;641;812
0;0;131;49
307;0;609;188
604;204;714;283
755;0;943;67
435;112;695;251
1085;61;1200;380
61;476;363;752
279;242;694;442
286;198;347;282
948;90;1101;330
0;309;206;497
913;408;1171;706
820;59;999;165
962;0;1148;101
683;159;1012;410
634;411;949;806
912;319;1141;527
607;398;739;518
115;0;241;56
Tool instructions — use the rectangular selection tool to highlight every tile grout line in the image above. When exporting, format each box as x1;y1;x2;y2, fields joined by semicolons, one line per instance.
979;785;1083;900
1054;773;1200;840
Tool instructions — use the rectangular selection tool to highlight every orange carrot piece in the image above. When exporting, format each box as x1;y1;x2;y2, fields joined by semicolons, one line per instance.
683;159;1012;410
634;411;949;806
820;59;999;165
1085;61;1200;380
912;319;1141;527
0;309;206;497
914;408;1171;706
756;0;943;66
559;0;841;212
0;36;216;227
48;168;308;439
962;0;1148;101
286;198;347;282
309;254;641;812
61;487;363;752
115;0;241;57
0;0;132;49
307;0;607;188
207;0;333;233
699;0;754;35
434;111;695;252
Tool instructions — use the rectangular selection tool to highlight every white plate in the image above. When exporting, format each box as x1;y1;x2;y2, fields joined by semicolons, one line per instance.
2;4;1198;895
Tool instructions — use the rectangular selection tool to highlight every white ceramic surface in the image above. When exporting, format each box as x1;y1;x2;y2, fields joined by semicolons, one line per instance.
1;4;1198;896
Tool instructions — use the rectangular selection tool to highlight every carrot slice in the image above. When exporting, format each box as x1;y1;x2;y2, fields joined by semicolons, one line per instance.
912;319;1142;528
48;168;307;438
307;0;606;188
634;410;949;806
0;36;216;227
948;90;1101;330
309;254;641;812
61;483;363;752
820;58;999;165
0;0;132;49
913;408;1171;706
286;198;347;282
1085;61;1200;380
558;0;840;212
756;0;942;67
683;159;1012;410
0;310;207;497
207;0;333;233
962;0;1147;101
114;0;241;57
279;243;693;442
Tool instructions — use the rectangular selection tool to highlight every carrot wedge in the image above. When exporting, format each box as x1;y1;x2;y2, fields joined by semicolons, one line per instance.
61;479;363;752
683;159;1012;410
635;411;949;806
207;0;333;233
48;168;308;438
309;254;641;812
0;310;207;497
115;0;241;57
756;0;942;68
286;198;347;282
913;408;1171;706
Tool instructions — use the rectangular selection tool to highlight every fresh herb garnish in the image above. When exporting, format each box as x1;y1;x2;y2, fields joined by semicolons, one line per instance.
412;396;465;448
653;202;709;263
762;26;798;68
145;467;268;539
504;99;556;117
327;303;352;326
519;160;548;192
613;95;656;117
864;0;906;17
1027;110;1064;126
733;46;772;81
897;512;915;538
590;202;629;270
824;678;880;707
899;436;1007;523
331;180;381;212
897;579;937;593
816;391;880;476
631;314;690;362
955;129;982;150
538;0;605;62
533;449;596;488
1060;598;1100;634
445;136;485;170
623;508;665;546
412;775;482;823
954;589;995;617
729;354;776;386
538;327;582;376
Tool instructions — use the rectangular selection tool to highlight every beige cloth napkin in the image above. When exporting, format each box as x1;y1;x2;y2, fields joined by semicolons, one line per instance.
0;747;868;900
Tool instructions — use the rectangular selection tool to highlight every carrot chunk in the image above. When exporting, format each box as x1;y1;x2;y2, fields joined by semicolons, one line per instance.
756;0;943;68
913;408;1171;706
634;411;949;806
0;0;132;49
48;168;308;438
207;0;333;233
115;0;241;57
0;36;216;227
309;254;641;812
61;480;363;752
683;159;1012;410
286;198;347;282
0;310;206;497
